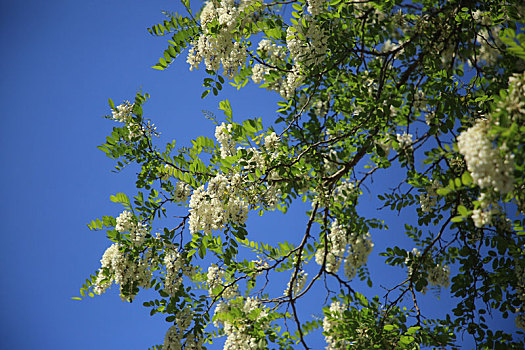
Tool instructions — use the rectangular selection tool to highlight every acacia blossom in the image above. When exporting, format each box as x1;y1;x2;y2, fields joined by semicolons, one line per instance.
323;301;349;350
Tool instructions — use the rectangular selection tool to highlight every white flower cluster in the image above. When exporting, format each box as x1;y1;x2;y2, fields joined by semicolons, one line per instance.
495;72;525;122
515;314;525;331
214;297;270;350
163;308;205;350
286;19;327;68
322;301;349;350
307;0;325;16
187;0;261;77
284;270;308;297
111;102;133;123
419;180;440;213
457;119;514;194
93;243;152;301
207;264;238;299
316;220;347;273
315;220;373;278
396;132;413;151
471;205;495;228
163;249;187;296
251;39;287;85
251;39;305;98
110;101;154;140
375;137;392;157
189;173;249;234
264;132;280;151
115;211;147;246
476;26;503;65
173;181;192;202
406;248;450;293
215;122;236;158
344;232;373;280
334;181;357;204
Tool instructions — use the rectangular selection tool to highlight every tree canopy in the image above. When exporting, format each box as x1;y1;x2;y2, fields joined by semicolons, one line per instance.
79;0;525;348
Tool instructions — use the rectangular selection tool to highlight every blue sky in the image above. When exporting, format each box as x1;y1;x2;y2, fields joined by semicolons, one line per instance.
0;1;518;349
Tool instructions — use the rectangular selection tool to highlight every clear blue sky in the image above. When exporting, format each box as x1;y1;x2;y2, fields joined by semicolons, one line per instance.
0;1;517;349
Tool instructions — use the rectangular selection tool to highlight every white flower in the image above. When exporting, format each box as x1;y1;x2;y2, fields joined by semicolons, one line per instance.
111;102;133;123
307;0;324;16
115;211;147;246
457;119;514;194
396;132;413;151
164;249;184;296
344;232;373;280
215;122;236;158
263;132;280;151
173;181;191;202
284;270;308;297
214;297;270;349
323;301;349;350
93;243;152;301
315;220;347;273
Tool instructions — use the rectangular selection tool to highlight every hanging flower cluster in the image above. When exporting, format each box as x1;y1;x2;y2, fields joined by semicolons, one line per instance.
514;251;525;330
316;220;347;273
419;180;441;213
187;0;262;78
111;102;133;123
115;210;147;246
457;119;514;194
163;308;205;350
213;297;271;349
207;264;238;299
315;219;373;278
495;71;525;123
284;270;308;297
396;132;413;151
163;248;194;297
322;301;349;350
405;248;450;293
189;173;250;234
344;232;374;280
93;243;152;301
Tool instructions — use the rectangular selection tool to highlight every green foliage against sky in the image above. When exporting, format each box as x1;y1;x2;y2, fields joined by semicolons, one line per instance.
80;0;525;349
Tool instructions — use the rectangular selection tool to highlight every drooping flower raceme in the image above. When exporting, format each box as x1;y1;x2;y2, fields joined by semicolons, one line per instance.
163;308;205;350
111;102;133;123
405;248;450;293
344;232;374;280
93;243;152;301
215;122;236;158
213;297;271;350
163;248;185;296
284;270;308;297
396;132;413;151
457;119;514;194
115;210;147;246
323;301;349;350
207;264;238;299
188;173;250;234
316;220;348;273
419;180;441;213
186;0;262;78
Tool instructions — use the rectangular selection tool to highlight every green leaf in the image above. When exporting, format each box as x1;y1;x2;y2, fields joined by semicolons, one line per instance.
461;172;472;185
218;100;233;121
436;188;451;196
451;216;464;223
457;205;468;217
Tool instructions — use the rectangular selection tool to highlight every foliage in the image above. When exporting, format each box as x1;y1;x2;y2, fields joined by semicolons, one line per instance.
79;0;525;349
